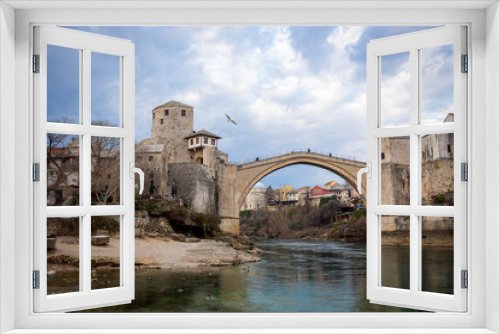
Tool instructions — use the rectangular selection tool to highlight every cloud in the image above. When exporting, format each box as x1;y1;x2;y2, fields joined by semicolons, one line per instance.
59;26;449;188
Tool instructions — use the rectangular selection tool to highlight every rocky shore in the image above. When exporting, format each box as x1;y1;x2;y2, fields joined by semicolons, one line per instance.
47;235;262;275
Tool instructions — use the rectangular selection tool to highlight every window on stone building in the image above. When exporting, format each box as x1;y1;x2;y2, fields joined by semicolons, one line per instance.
212;139;216;145
165;109;169;116
181;109;186;116
149;156;153;162
448;144;452;153
204;137;208;144
161;119;164;125
153;113;155;120
196;138;199;144
190;139;194;145
381;152;385;160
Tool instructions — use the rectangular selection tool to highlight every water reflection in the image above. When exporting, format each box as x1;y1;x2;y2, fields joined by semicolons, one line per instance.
65;240;451;312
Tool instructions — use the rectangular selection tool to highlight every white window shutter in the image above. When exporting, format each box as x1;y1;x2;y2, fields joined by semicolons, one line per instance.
33;26;136;312
366;26;467;312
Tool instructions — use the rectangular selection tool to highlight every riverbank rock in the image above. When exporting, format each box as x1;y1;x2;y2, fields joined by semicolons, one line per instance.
135;228;145;238
170;233;185;242
92;235;109;246
96;230;109;237
185;237;200;243
59;236;78;244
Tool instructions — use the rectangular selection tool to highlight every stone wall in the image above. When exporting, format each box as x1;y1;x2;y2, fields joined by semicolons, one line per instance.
168;163;216;214
381;216;454;246
381;163;410;205
216;162;240;235
151;105;193;164
422;158;454;205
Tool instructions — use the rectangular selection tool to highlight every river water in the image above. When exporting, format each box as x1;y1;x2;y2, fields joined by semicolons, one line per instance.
69;239;453;313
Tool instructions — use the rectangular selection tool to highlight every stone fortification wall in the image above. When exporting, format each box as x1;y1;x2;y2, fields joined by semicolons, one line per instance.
151;105;193;164
168;163;216;214
381;216;453;246
381;163;410;206
422;158;454;205
216;162;240;235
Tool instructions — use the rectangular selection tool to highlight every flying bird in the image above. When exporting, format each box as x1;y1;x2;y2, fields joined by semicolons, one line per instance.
225;113;238;125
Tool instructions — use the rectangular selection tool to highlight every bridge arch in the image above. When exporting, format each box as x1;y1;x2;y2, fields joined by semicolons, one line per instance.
236;152;367;210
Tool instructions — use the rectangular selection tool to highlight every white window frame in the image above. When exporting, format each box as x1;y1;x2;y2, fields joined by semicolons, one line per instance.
0;1;499;333
366;26;468;312
32;25;136;313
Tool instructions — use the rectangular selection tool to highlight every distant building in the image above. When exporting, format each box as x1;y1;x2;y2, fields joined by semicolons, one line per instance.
324;181;339;189
286;189;299;202
297;186;311;206
277;185;295;202
241;188;268;211
309;185;350;207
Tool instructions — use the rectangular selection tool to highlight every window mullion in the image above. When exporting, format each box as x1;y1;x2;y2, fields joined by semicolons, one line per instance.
409;47;420;295
82;47;92;294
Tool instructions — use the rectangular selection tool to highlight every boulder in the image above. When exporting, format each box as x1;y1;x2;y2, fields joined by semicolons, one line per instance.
96;230;109;237
135;210;149;219
59;236;78;244
91;235;109;245
47;238;56;250
170;233;185;242
135;228;145;238
185;237;200;243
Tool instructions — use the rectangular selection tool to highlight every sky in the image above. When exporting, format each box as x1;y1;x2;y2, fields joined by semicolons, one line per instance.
47;26;453;190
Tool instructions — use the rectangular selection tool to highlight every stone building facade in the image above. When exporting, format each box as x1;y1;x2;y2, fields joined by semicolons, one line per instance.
380;113;455;245
136;100;226;214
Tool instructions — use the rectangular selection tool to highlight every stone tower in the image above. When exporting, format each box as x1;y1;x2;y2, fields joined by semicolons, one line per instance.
151;100;193;163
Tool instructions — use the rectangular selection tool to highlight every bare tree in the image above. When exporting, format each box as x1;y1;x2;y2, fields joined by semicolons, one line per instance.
47;119;80;205
91;121;121;204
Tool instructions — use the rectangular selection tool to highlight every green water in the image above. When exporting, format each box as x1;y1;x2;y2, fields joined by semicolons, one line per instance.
50;239;453;312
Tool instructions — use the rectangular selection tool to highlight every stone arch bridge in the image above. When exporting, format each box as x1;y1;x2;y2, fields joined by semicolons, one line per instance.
216;151;367;235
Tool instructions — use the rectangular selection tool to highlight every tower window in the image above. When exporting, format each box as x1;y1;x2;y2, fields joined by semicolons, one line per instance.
181;109;186;117
190;139;194;145
204;137;208;144
211;139;216;145
196;138;199;144
153;114;155;120
165;109;169;116
149;156;153;162
161;119;164;125
381;152;385;160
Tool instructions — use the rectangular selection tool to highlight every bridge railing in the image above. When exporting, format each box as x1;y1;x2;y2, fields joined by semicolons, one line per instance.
234;148;366;166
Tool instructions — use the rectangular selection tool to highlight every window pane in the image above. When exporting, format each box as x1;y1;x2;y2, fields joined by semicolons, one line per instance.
47;217;80;295
91;52;121;127
381;215;410;290
47;134;80;206
421;217;454;294
91;136;121;205
421;133;454;206
380;137;410;205
47;45;80;124
380;52;410;127
91;216;121;290
421;45;454;124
